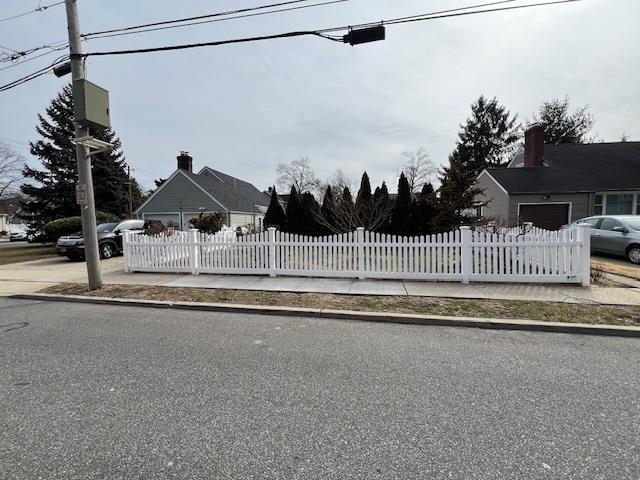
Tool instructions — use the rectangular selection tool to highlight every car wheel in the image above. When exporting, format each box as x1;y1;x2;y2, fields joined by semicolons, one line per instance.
627;245;640;265
100;242;115;260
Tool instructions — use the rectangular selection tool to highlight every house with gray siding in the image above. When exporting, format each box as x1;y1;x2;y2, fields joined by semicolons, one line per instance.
135;152;270;230
476;125;640;229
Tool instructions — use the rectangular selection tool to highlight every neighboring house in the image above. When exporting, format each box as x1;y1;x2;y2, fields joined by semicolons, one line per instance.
135;152;270;230
0;196;29;233
475;125;640;229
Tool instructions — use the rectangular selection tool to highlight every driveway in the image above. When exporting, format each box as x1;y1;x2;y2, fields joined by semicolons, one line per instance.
1;298;638;479
0;256;180;293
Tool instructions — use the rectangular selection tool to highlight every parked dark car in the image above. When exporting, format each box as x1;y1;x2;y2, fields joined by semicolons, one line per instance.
566;215;640;264
56;219;147;260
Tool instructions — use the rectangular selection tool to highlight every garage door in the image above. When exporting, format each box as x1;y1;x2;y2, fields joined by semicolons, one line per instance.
518;203;570;230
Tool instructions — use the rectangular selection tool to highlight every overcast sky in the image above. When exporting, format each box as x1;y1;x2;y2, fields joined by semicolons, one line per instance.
1;0;638;192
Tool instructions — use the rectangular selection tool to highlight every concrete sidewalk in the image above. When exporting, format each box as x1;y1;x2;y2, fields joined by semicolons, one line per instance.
1;256;640;306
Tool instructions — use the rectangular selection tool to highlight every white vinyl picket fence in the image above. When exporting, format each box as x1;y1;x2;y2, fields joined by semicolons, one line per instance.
123;224;592;285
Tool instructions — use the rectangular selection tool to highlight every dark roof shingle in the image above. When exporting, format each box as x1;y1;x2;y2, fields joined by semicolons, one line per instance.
487;142;640;194
184;168;270;212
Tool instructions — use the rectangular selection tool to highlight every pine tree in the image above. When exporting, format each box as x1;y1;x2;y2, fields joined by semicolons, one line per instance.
531;96;594;144
320;185;335;234
299;192;321;236
284;186;300;233
342;187;353;206
263;187;286;229
355;172;373;228
21;85;131;229
433;153;484;232
456;95;520;173
389;173;413;235
373;181;391;232
412;182;438;235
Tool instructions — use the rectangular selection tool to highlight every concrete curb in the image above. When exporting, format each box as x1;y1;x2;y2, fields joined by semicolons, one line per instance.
11;293;640;338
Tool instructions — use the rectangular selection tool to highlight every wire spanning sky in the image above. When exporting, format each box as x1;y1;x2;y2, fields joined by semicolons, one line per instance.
0;0;638;191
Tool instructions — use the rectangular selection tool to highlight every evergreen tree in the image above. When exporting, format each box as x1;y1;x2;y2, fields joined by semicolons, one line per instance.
284;186;301;233
21;85;131;229
433;153;484;232
263;187;286;229
455;95;520;173
531;96;594;144
389;173;413;235
373;181;391;232
320;185;335;234
412;182;438;235
299;192;321;236
342;187;353;206
355;172;373;228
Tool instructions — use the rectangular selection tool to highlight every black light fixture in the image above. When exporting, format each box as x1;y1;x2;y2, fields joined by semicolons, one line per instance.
343;25;386;46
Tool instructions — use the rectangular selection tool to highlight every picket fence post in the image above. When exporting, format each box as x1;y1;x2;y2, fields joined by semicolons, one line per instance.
268;227;277;277
460;226;471;284
189;229;199;275
122;230;131;273
576;223;591;286
356;227;365;280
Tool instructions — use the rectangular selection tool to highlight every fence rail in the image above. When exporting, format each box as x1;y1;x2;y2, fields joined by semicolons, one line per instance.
123;224;591;285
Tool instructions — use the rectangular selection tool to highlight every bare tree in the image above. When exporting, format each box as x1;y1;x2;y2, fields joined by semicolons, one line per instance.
328;169;356;193
400;147;436;192
314;189;391;234
0;143;25;198
276;157;320;194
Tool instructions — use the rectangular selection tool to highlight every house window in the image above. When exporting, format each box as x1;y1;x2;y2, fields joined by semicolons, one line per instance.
593;194;603;215
606;194;634;215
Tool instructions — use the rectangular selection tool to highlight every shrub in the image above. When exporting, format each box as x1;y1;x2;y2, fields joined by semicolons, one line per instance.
188;212;226;234
143;220;166;236
42;211;119;241
0;230;6;236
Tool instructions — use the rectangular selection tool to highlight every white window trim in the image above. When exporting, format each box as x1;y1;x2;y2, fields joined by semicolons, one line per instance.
595;192;638;215
517;202;572;225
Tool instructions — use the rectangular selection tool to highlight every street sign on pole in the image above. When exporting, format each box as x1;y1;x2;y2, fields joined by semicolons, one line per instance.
75;183;87;205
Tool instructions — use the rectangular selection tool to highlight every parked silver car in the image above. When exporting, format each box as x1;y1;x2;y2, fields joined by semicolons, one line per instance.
567;215;640;264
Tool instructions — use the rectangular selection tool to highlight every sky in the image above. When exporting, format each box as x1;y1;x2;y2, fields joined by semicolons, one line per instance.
1;0;639;193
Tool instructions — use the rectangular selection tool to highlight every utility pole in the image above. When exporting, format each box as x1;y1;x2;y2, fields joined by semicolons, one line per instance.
65;0;102;290
127;165;133;218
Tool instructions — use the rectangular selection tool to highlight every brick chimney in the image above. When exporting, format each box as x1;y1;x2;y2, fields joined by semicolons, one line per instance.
524;124;544;167
177;151;193;172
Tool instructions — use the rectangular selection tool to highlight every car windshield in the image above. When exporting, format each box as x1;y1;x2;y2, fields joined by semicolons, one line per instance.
96;222;118;233
624;219;640;231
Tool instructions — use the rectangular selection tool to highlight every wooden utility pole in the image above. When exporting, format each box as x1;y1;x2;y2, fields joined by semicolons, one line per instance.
127;165;133;218
65;0;102;290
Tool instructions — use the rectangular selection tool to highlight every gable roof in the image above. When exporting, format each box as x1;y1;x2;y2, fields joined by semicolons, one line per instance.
487;142;640;194
188;167;270;212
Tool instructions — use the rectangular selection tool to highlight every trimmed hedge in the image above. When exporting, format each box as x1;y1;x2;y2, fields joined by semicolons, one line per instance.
42;212;120;240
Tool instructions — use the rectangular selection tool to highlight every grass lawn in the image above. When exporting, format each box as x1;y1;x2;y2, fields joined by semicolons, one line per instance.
593;259;640;281
42;282;640;327
0;245;56;265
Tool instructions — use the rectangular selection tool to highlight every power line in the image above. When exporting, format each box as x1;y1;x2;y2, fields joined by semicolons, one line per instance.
0;0;65;24
0;0;580;92
2;0;348;64
317;0;579;33
0;55;68;92
82;0;336;37
74;0;580;59
83;0;350;41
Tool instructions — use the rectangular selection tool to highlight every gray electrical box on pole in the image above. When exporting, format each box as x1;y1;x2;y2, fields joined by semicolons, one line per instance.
65;0;102;290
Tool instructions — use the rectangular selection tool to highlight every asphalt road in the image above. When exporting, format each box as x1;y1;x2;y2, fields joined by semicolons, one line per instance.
0;299;638;479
